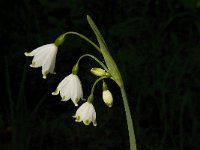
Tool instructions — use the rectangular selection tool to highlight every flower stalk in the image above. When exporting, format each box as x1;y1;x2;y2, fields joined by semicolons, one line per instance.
87;15;137;150
76;54;108;71
55;31;101;53
121;86;137;150
91;76;108;95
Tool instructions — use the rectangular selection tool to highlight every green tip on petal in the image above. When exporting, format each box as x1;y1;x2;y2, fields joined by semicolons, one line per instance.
52;89;58;95
84;120;90;125
62;96;66;100
76;116;81;122
106;102;113;108
74;98;79;106
93;119;97;126
43;70;48;79
30;61;36;67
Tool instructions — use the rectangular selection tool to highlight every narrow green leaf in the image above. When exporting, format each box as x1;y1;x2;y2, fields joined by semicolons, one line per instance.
87;15;123;87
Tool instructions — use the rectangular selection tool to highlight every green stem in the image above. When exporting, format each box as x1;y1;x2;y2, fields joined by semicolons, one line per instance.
77;54;108;72
63;31;101;53
91;76;108;95
120;86;137;150
87;15;137;149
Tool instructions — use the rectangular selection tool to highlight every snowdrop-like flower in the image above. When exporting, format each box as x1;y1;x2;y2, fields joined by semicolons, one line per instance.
73;101;97;126
52;74;83;106
103;90;113;107
24;43;58;79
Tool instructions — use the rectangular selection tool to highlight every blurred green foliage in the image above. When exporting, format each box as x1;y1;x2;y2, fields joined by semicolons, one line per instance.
0;0;200;150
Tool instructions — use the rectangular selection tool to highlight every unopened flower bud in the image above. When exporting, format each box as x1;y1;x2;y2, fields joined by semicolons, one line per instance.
102;81;113;107
103;90;113;107
90;68;106;76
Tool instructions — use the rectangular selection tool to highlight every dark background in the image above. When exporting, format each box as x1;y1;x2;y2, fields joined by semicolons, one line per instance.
0;0;200;150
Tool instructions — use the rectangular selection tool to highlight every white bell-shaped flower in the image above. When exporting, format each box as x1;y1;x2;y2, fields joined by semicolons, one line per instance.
24;43;58;79
73;102;97;126
52;74;83;106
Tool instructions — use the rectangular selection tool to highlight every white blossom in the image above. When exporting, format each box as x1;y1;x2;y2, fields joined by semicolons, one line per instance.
52;74;83;106
73;102;97;126
24;43;58;79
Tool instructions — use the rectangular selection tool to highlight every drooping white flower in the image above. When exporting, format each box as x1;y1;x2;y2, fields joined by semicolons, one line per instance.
103;90;113;107
52;74;83;106
73;102;97;126
24;43;58;79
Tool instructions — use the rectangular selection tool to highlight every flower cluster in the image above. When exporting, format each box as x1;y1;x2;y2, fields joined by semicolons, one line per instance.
24;16;138;150
25;17;114;127
25;41;113;127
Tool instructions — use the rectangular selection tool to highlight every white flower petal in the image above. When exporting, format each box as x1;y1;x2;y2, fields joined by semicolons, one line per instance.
31;50;48;68
75;103;88;122
70;77;76;102
77;77;83;99
92;106;97;126
60;84;69;101
82;104;91;122
77;104;88;121
41;52;53;73
84;105;93;125
63;83;72;101
42;47;57;73
48;51;57;73
57;75;72;90
25;44;52;56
